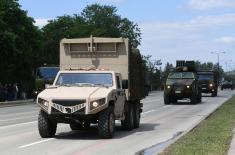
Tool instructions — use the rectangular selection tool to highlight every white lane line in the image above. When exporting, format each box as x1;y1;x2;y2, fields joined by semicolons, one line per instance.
142;110;156;115
0;121;37;129
0;116;37;122
18;138;54;149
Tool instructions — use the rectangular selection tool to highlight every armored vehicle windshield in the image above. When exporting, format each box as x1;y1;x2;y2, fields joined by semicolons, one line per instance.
55;73;113;87
198;74;213;80
168;72;195;79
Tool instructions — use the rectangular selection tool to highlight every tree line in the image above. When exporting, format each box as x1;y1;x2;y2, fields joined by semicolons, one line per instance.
0;0;226;97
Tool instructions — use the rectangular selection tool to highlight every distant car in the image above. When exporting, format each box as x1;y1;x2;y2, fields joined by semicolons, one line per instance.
221;81;234;90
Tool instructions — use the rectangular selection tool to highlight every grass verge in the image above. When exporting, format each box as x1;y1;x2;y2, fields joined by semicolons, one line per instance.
160;96;235;155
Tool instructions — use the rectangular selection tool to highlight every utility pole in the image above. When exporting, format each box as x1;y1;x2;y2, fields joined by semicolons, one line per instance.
211;51;226;71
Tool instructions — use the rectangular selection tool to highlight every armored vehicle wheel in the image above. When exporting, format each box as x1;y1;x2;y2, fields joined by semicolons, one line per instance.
38;110;57;138
70;123;83;130
121;103;134;130
197;92;202;103
164;94;170;105
133;103;140;128
98;106;115;139
212;91;217;97
190;93;197;104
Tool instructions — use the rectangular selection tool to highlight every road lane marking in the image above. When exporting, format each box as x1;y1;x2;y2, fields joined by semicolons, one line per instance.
18;138;54;149
0;116;37;122
0;121;37;129
142;110;156;115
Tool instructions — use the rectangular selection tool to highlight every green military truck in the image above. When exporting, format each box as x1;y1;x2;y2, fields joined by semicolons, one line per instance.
164;61;202;104
198;71;218;97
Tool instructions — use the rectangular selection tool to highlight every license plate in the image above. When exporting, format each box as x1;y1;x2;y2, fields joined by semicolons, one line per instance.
175;90;181;94
202;88;206;90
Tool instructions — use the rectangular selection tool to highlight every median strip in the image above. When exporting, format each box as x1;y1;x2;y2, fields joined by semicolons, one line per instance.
159;96;235;155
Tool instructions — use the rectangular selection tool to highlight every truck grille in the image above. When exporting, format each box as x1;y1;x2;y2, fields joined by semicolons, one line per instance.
52;100;86;106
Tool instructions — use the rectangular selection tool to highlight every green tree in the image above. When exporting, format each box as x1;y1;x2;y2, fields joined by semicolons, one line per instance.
42;4;142;65
0;0;43;96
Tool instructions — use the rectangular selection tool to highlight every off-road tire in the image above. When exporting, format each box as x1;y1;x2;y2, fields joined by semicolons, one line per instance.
212;91;217;97
98;106;115;139
164;94;170;105
197;92;202;103
38;110;57;138
121;103;134;131
133;103;140;128
190;93;197;104
70;123;83;130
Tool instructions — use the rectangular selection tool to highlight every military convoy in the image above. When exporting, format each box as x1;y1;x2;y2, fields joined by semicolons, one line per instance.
37;37;146;138
198;71;218;97
164;61;202;104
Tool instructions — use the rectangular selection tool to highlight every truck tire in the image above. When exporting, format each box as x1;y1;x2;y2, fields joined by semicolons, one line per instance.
164;94;170;105
121;103;134;130
221;87;223;90
98;106;115;139
70;123;83;130
190;93;197;104
38;110;57;138
212;91;217;97
133;103;140;128
197;92;202;103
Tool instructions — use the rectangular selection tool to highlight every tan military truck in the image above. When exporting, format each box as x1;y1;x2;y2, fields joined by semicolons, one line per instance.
37;36;145;139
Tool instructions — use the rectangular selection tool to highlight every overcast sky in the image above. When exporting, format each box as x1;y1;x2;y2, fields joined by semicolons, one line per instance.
19;0;235;71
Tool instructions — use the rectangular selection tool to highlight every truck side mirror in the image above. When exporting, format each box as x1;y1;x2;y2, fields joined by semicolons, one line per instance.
122;80;128;89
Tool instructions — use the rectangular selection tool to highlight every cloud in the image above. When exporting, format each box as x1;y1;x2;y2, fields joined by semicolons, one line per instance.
139;13;235;66
215;36;235;44
189;0;235;10
34;19;49;28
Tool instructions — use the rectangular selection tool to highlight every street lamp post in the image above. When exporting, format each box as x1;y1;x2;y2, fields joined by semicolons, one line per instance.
211;51;226;71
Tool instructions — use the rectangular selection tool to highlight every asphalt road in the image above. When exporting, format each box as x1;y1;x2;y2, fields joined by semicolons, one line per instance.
0;90;234;155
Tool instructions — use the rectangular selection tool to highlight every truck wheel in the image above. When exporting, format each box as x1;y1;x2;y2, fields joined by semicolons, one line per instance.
133;103;140;128
190;93;197;104
212;91;217;97
70;123;83;130
121;103;134;130
38;110;57;138
98;106;115;139
221;87;223;90
197;92;202;103
164;94;170;105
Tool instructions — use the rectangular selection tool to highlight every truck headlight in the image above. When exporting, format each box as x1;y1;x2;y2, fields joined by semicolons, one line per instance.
38;98;49;108
90;98;105;110
186;85;190;88
209;83;213;87
167;85;171;89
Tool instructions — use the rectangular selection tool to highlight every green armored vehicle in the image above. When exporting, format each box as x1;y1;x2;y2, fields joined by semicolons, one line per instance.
198;71;218;97
164;61;202;104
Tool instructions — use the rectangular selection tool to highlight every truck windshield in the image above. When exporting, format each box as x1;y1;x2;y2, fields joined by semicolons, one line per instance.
55;73;113;87
198;74;213;80
168;72;194;79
